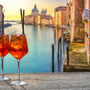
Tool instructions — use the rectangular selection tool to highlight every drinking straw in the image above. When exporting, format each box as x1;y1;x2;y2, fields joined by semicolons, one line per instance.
22;10;25;34
2;13;4;34
20;9;23;34
20;9;25;34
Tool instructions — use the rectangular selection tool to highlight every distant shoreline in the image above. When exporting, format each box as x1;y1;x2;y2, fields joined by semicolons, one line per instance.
4;20;19;22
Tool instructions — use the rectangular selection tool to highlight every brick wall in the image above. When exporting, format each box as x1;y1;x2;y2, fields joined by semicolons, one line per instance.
75;0;85;38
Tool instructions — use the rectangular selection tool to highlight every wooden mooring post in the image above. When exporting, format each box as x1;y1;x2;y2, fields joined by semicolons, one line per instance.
58;39;60;57
57;37;61;57
66;40;70;66
52;44;54;72
64;31;70;66
67;46;69;66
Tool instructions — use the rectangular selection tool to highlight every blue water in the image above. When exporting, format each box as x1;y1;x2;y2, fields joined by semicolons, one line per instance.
0;22;66;73
1;22;56;73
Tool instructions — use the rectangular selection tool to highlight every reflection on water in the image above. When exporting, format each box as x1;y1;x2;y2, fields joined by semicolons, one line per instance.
0;22;66;73
54;28;67;72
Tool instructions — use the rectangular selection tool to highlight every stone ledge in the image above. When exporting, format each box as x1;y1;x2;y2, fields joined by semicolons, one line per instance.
0;72;90;90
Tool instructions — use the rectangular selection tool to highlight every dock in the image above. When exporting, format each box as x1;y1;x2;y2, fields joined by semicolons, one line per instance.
0;72;90;90
64;43;90;71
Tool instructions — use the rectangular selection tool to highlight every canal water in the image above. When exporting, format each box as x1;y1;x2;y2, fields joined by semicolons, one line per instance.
0;22;66;73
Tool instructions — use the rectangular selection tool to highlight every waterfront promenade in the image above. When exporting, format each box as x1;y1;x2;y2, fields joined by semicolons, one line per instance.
64;43;90;71
0;72;90;90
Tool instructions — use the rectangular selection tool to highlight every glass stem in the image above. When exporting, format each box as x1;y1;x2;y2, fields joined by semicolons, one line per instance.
17;60;20;81
1;58;4;78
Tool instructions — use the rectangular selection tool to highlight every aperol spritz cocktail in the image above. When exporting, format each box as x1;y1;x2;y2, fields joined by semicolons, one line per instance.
0;34;9;57
10;34;28;86
10;34;28;60
0;34;10;81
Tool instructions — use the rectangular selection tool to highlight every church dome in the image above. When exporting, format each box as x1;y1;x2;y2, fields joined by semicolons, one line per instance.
41;9;47;15
41;9;45;13
32;5;39;12
32;8;39;12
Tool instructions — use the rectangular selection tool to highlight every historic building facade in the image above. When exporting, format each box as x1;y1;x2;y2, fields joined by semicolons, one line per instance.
69;0;84;42
25;5;52;26
25;5;39;25
54;6;66;27
66;3;71;24
32;5;39;16
36;14;52;26
84;0;90;65
75;0;84;39
68;0;75;42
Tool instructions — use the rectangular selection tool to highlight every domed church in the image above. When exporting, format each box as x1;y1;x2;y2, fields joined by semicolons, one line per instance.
25;4;52;26
32;4;39;16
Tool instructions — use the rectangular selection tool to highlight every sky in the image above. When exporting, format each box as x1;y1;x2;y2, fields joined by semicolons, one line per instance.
0;0;68;20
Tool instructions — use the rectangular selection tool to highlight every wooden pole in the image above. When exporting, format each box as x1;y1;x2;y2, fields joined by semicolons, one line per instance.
52;44;54;72
54;29;56;44
58;39;59;57
67;46;69;66
58;38;61;57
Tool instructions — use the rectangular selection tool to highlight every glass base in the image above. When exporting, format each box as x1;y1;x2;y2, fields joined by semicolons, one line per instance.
10;81;27;86
0;76;10;81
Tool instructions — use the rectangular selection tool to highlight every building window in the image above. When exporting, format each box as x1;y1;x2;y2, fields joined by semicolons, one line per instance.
57;13;59;17
64;18;66;22
69;7;70;11
64;12;66;16
69;15;71;19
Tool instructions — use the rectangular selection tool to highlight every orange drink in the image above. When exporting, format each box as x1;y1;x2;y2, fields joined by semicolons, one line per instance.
0;34;9;58
10;34;28;60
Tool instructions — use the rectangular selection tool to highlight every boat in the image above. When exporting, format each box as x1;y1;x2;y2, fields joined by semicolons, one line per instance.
4;23;12;27
0;23;12;29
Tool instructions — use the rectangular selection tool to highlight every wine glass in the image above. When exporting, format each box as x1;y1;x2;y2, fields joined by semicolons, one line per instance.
10;34;28;86
0;34;10;81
